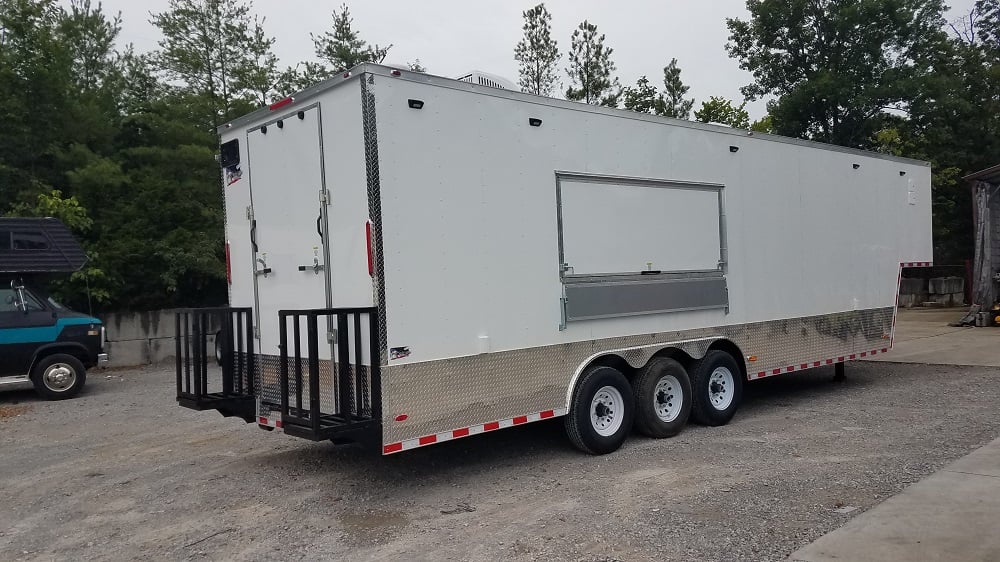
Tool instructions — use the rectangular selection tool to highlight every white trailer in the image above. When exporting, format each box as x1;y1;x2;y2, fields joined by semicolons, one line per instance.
176;64;933;455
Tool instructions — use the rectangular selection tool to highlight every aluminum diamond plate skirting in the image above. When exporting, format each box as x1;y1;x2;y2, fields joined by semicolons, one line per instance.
381;306;894;448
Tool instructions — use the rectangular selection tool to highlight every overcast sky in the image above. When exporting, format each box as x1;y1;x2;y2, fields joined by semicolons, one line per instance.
81;0;978;119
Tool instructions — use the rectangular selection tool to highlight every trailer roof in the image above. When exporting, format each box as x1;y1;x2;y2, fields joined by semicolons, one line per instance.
221;64;930;168
964;163;1000;185
0;217;87;273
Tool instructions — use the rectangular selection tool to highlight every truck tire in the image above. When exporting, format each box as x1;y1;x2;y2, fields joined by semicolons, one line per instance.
633;357;691;438
565;365;634;455
31;353;87;400
689;350;743;426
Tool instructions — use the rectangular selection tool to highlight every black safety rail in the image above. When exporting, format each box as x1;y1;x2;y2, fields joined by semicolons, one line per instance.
278;307;381;441
176;307;256;421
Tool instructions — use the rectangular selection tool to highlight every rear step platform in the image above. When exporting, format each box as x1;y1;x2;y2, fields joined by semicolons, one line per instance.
276;307;382;442
175;307;257;423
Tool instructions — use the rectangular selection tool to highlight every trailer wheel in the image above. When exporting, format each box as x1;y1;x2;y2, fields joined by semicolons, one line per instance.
565;365;634;455
633;357;691;438
689;350;743;426
31;353;87;400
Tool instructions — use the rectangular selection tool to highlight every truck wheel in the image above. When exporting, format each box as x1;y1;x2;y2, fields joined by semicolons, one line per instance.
31;354;87;400
690;350;743;426
565;365;634;455
214;331;223;366
633;357;691;438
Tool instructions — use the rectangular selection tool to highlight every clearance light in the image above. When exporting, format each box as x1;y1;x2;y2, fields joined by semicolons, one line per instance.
269;96;293;111
747;355;758;362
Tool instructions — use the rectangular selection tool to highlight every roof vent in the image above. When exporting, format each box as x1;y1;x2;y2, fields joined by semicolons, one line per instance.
456;71;516;90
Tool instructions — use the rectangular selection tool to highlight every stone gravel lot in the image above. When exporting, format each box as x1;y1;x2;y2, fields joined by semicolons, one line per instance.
1;360;999;562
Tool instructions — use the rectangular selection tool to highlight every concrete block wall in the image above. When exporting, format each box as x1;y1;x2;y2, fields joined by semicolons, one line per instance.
99;310;177;367
99;310;218;368
899;276;965;308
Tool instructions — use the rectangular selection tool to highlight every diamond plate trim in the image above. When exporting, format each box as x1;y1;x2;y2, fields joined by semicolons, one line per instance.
361;73;388;367
382;307;893;445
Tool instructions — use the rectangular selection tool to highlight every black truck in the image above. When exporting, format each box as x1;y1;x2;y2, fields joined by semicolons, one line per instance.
0;218;107;399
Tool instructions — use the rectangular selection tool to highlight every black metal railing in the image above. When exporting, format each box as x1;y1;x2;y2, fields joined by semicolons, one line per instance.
176;307;256;421
278;307;381;440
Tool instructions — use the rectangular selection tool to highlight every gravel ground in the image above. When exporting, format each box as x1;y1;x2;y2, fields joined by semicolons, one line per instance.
1;361;999;562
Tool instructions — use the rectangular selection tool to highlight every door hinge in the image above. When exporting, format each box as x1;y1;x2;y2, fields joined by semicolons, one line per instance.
245;206;253;220
319;190;330;205
254;326;260;339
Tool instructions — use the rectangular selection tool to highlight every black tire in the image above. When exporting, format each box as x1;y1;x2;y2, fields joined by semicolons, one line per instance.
214;331;224;366
565;365;634;455
689;350;744;426
31;353;87;400
633;357;692;438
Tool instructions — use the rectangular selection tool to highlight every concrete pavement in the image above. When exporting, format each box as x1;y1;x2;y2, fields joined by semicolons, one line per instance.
789;438;1000;562
790;306;1000;561
867;307;1000;367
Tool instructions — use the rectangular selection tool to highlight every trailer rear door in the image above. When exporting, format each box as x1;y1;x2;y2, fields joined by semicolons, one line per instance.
246;105;330;356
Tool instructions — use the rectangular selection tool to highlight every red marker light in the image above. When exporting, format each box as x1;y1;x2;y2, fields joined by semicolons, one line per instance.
269;97;293;111
366;221;374;276
225;242;232;285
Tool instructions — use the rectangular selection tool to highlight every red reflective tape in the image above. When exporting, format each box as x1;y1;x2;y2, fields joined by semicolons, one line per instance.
860;352;868;357
513;416;528;425
384;442;403;454
838;357;845;362
800;363;809;369
882;348;888;353
483;421;500;431
275;420;282;428
826;359;834;365
813;361;821;367
772;368;781;375
849;354;857;360
540;410;555;419
258;417;267;424
453;427;470;438
786;366;795;373
757;371;766;378
269;96;293;110
419;435;437;446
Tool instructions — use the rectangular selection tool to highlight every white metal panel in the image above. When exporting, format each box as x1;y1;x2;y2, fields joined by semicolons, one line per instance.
220;132;255;311
246;106;328;356
320;81;374;310
372;75;932;364
560;178;721;275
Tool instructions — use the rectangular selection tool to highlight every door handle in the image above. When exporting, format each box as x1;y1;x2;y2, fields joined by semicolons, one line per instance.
250;219;258;253
316;214;323;239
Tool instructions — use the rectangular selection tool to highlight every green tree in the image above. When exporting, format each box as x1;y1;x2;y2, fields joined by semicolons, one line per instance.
407;59;426;72
726;0;950;147
0;0;75;210
312;4;391;74
695;97;750;129
750;114;775;133
565;20;618;106
621;75;661;114
660;58;694;119
514;3;560;96
150;0;277;129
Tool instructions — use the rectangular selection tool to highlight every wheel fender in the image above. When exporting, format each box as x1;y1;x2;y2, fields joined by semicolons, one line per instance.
29;342;91;374
563;336;721;410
